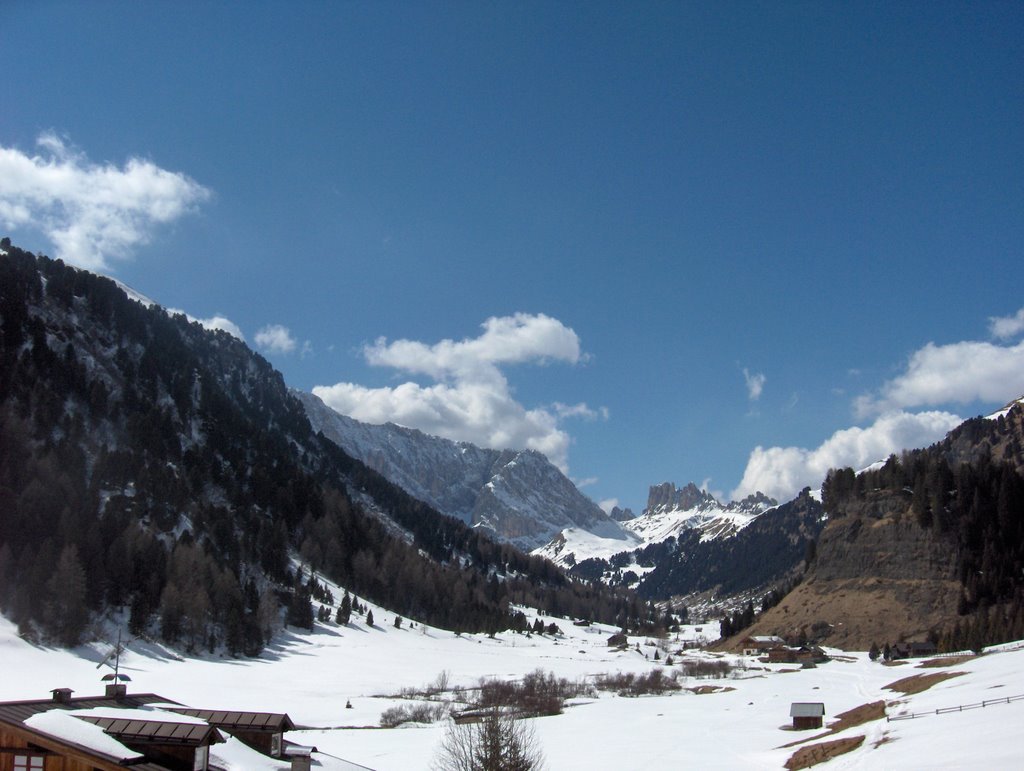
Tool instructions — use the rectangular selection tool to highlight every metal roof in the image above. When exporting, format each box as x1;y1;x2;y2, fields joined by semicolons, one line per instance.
790;702;826;717
78;715;224;746
170;707;295;732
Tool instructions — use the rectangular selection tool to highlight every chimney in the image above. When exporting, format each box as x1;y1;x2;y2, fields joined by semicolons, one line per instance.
290;756;312;771
105;683;128;701
50;688;74;704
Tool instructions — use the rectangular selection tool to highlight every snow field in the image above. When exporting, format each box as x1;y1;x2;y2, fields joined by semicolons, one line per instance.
3;600;1023;770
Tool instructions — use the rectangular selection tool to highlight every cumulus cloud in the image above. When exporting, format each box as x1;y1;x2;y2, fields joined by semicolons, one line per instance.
363;312;581;380
169;308;244;341
990;308;1024;340
200;315;245;341
255;324;298;355
313;313;597;472
730;410;963;503
0;133;210;270
854;339;1024;417
743;368;766;401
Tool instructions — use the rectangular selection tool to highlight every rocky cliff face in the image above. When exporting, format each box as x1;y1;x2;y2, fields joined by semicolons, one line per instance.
739;490;960;650
609;505;636;522
295;391;624;550
624;481;777;543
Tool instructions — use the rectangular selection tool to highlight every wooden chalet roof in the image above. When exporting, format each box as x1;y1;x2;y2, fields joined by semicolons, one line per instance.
169;707;295;732
78;715;224;746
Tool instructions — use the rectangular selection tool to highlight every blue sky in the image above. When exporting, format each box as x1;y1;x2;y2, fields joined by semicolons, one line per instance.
2;2;1022;513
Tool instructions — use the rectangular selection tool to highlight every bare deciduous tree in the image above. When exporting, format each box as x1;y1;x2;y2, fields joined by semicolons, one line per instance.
434;708;545;771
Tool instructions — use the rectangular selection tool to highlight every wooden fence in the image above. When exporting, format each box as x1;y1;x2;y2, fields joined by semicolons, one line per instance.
887;693;1024;722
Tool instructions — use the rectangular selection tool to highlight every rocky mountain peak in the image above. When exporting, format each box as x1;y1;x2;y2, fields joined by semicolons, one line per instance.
644;481;717;515
609;505;636;522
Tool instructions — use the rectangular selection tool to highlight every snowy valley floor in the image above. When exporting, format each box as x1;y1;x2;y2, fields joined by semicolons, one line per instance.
2;605;1022;770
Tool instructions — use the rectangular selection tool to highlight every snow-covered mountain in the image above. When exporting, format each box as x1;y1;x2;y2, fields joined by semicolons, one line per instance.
625;482;777;543
535;481;777;569
295;391;626;551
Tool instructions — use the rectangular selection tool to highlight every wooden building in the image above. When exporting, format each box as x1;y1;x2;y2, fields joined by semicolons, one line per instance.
766;645;830;666
891;641;939;660
0;687;317;771
168;708;295;758
741;635;785;656
789;702;825;730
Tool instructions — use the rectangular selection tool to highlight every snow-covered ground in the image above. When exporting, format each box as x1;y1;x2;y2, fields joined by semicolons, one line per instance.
3;603;1022;770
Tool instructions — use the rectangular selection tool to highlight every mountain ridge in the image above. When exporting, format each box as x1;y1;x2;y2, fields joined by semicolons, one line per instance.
296;390;625;551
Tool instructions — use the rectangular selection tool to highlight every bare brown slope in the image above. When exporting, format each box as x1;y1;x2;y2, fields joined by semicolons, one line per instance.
733;493;959;650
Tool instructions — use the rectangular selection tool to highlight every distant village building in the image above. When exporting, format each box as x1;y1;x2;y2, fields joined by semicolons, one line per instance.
790;702;825;730
0;685;356;771
890;641;939;660
740;635;785;656
607;632;628;648
767;645;830;666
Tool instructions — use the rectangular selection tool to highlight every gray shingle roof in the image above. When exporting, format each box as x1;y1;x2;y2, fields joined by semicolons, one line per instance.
790;702;826;717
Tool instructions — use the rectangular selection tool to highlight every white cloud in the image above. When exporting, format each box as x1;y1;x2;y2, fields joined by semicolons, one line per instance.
313;313;593;472
990;308;1024;340
363;312;581;381
598;498;619;514
855;339;1024;417
169;308;244;341
743;368;766;401
200;315;245;341
553;402;608;421
255;324;298;355
730;410;963;503
0;133;210;270
700;478;726;503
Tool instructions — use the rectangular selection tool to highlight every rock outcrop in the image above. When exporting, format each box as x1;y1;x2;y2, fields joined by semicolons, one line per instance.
739;490;959;650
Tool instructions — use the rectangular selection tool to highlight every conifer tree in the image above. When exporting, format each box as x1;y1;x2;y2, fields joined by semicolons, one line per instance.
45;544;88;646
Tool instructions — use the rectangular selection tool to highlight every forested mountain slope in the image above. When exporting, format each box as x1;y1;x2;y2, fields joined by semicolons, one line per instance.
0;241;650;653
738;400;1024;650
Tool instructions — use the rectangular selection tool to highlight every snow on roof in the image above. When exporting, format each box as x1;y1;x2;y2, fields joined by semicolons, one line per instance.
70;705;210;724
23;710;144;762
209;735;292;771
